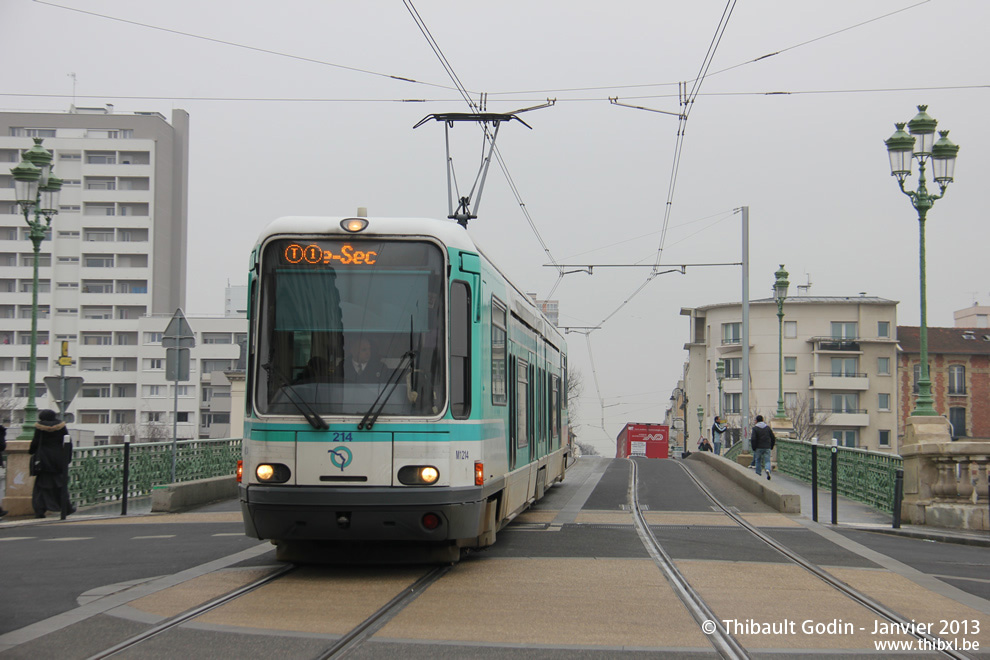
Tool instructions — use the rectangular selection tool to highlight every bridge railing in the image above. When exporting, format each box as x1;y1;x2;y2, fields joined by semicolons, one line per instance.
775;439;902;513
68;438;241;507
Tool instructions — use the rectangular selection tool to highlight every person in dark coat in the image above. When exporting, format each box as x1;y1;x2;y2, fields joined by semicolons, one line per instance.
0;422;8;518
749;414;776;480
29;409;75;519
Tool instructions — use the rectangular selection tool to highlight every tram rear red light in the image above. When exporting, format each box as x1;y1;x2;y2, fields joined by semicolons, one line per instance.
236;460;243;483
422;513;441;530
474;461;484;486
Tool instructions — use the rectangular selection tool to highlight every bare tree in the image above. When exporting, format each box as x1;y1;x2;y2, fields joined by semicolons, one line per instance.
142;421;172;442
566;367;583;422
785;394;833;442
573;439;599;456
0;391;23;426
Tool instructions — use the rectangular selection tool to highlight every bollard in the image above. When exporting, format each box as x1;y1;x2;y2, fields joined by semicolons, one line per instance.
892;468;904;529
121;440;131;516
830;445;838;525
811;438;819;523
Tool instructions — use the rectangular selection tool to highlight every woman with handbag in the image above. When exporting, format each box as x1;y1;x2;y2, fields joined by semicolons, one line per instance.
29;409;75;519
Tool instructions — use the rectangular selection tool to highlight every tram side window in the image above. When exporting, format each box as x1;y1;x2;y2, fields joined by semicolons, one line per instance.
450;281;471;419
550;375;560;448
516;358;529;452
491;297;507;406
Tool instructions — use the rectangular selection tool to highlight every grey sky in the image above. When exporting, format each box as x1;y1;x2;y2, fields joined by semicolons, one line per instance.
3;0;987;454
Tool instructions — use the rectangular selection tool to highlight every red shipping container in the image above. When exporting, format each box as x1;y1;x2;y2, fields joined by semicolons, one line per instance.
615;423;669;459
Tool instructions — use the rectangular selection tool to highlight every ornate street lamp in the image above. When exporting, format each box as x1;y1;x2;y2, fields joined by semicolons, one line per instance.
715;359;725;418
697;405;704;442
10;138;62;439
885;106;959;416
773;264;789;419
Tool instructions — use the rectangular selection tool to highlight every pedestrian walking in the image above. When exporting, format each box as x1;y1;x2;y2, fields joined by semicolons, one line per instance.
29;409;75;519
750;414;776;480
710;416;727;455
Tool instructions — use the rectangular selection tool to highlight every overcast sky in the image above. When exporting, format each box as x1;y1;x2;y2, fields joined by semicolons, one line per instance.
3;0;987;454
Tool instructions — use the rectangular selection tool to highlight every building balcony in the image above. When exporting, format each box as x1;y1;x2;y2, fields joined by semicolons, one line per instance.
809;337;862;353
809;373;870;390
812;408;870;427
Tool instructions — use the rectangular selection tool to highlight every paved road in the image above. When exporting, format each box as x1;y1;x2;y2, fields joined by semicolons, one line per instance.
0;456;988;659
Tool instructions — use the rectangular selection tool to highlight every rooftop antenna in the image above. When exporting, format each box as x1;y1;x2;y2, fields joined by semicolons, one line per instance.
68;72;77;107
796;273;813;295
414;101;551;227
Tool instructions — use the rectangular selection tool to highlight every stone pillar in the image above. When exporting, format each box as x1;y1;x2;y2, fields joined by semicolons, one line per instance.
899;415;952;525
1;440;35;516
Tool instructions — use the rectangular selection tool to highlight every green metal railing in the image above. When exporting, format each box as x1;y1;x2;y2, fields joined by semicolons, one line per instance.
775;439;902;513
68;438;241;507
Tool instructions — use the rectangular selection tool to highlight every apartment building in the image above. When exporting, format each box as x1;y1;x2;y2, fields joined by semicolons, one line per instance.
0;107;248;443
680;295;900;452
897;325;990;442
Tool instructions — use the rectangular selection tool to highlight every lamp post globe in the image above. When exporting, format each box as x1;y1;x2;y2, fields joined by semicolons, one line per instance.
885;106;959;416
10;138;60;439
773;264;789;420
697;405;704;442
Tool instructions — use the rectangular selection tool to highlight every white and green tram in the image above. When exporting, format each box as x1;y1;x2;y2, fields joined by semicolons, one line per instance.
239;215;569;562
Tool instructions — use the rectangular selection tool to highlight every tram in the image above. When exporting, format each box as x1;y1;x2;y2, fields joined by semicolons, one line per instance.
238;214;569;561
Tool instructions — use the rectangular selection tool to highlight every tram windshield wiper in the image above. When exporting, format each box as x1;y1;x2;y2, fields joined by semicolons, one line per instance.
262;362;328;430
358;351;414;431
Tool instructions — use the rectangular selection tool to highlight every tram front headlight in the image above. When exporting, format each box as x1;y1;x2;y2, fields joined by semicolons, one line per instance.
255;463;291;483
398;465;440;485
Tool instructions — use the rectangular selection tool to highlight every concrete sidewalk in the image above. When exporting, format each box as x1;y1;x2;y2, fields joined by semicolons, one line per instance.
766;465;990;547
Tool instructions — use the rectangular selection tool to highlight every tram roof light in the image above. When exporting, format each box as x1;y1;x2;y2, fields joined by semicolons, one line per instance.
341;217;369;233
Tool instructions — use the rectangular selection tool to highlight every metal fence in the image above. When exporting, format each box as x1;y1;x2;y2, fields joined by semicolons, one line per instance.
69;438;241;507
775;439;902;513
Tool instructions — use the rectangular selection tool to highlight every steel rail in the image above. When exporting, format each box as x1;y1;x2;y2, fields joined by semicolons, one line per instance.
671;459;977;660
316;564;452;658
85;563;297;660
627;458;750;659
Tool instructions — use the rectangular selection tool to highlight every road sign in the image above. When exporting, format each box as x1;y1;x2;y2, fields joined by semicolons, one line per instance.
57;356;73;367
163;308;195;346
44;375;84;406
166;347;190;381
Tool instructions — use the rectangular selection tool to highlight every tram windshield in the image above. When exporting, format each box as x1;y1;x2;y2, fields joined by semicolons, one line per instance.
256;238;446;418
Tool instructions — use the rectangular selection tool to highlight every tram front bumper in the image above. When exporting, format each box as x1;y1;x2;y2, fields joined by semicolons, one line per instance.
240;483;490;543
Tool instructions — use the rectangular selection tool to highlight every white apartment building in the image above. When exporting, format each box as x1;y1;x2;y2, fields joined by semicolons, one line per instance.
0;107;247;444
680;294;900;453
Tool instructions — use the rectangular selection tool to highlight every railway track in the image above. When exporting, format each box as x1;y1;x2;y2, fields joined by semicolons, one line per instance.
85;562;450;660
628;457;978;660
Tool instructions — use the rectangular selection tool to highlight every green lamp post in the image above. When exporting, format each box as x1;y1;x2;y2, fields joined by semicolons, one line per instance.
697;405;704;442
885;106;959;416
773;264;789;419
715;359;725;418
10;138;62;440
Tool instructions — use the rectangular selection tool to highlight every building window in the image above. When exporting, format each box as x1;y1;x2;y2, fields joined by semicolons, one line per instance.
723;357;741;379
144;332;163;344
784;320;797;338
80;410;111;424
877;357;890;375
146;358;163;370
879;430;891;447
948;365;966;395
784;392;797;410
949;407;967;439
877;321;890;338
177;412;190;423
831;393;858;413
830;322;857;339
144;385;165;397
830;357;858;376
832;429;857;448
784;356;797;374
722;322;741;345
724;392;741;413
878;393;890;411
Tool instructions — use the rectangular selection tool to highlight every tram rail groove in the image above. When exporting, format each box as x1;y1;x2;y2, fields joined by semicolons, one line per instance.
83;560;451;660
627;459;750;659
315;564;451;659
666;457;978;660
85;563;297;660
